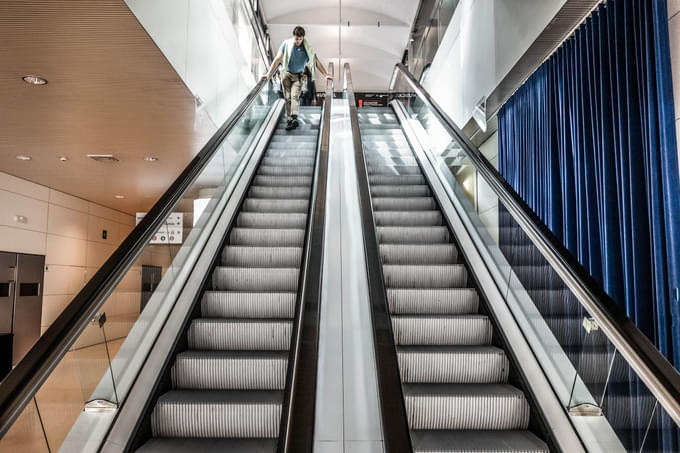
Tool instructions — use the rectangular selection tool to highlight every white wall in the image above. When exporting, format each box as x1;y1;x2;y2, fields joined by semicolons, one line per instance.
125;0;262;130
0;171;135;335
423;0;565;127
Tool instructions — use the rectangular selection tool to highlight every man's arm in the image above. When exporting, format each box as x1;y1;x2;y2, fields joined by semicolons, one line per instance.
261;50;283;80
315;58;333;79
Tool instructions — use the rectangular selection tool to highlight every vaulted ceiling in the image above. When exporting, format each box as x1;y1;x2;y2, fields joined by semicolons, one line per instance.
260;0;420;91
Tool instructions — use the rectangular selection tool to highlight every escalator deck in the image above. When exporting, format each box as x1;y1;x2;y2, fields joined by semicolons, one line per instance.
137;107;321;452
358;107;549;453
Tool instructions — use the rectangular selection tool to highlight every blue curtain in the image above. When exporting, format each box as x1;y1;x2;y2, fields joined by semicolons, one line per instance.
499;1;680;449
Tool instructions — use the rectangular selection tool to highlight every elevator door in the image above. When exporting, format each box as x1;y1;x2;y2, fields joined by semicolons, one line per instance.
13;254;45;364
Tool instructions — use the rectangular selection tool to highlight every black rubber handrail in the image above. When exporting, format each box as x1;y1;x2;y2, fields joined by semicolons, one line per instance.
390;62;680;425
278;64;333;453
0;73;279;438
344;63;413;453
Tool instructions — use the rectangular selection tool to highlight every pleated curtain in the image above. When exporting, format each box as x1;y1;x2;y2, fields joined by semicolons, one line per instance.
498;0;680;370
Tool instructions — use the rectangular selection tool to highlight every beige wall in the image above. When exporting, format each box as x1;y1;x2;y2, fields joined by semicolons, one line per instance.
0;171;135;335
670;1;680;174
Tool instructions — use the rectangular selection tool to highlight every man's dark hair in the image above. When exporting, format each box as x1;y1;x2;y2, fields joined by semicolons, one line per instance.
293;26;305;37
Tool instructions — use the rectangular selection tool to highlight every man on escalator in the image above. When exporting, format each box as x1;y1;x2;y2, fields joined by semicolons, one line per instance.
262;25;332;131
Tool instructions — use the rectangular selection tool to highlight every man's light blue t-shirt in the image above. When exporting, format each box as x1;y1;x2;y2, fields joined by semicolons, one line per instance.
281;41;309;74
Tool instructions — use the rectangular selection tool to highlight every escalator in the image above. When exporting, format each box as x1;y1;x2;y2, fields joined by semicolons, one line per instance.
136;108;320;452
358;106;549;452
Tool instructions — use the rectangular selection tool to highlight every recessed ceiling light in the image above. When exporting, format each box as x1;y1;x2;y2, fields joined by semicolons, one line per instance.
58;156;69;162
22;75;48;85
114;195;125;199
16;155;31;161
143;156;159;162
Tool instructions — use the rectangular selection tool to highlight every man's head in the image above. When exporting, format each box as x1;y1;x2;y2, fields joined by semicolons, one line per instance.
293;26;305;47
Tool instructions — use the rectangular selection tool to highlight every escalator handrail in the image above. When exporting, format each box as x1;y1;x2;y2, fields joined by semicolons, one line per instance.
278;63;333;452
344;63;413;453
390;62;680;425
0;71;280;438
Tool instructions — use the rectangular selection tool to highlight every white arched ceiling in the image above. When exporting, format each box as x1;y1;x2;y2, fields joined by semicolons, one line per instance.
261;0;419;91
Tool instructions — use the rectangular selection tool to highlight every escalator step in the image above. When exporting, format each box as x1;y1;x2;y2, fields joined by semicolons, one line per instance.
366;156;418;166
387;288;479;315
370;185;431;197
382;265;467;288
365;148;415;158
212;267;299;291
201;292;296;319
188;319;292;350
374;211;443;226
257;165;314;176
236;212;307;229
402;383;530;430
222;246;302;268
368;165;422;176
372;197;437;211
410;430;548;453
261;157;315;167
392;315;492;346
380;244;457;265
265;148;316;158
253;175;312;187
229;228;305;247
248;186;311;199
137;438;278;453
242;198;309;213
171;351;288;390
377;226;450;244
265;142;316;150
369;175;426;185
150;390;283;438
397;346;509;384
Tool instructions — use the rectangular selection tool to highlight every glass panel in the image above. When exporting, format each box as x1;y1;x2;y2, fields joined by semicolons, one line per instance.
389;68;680;450
1;79;277;451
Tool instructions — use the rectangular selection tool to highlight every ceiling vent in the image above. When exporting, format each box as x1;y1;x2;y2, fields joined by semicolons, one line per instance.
87;154;119;163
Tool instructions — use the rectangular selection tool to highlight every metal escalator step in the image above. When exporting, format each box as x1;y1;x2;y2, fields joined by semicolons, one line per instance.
248;186;311;199
370;185;431;197
365;148;415;158
377;226;450;244
188;318;292;350
410;429;549;453
380;244;457;265
212;267;299;291
270;135;317;143
265;142;317;150
397;346;509;384
171;351;288;390
229;228;305;247
374;211;443;226
387;288;479;315
253;175;312;186
242;198;309;213
368;165;422;176
372;197;437;211
383;265;467;288
150;390;283;438
236;212;307;229
202;292;296;318
222;246;302;268
261;157;315;167
265;148;316;158
136;438;278;453
257;165;314;176
392;315;492;346
370;175;426;185
366;156;418;166
403;384;530;430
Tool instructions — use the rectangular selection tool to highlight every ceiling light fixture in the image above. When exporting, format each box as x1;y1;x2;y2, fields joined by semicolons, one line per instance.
114;195;125;199
143;156;159;162
58;156;69;162
16;155;31;161
22;75;48;85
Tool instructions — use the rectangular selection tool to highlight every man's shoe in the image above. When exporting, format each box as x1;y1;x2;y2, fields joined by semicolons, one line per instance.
285;120;294;131
292;118;299;129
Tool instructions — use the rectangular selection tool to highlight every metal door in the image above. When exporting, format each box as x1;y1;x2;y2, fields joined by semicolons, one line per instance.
13;254;44;364
0;252;16;335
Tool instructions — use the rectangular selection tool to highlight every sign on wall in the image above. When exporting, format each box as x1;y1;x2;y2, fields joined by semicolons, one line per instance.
136;212;183;244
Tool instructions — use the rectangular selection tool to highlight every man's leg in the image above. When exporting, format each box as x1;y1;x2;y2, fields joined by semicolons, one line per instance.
290;76;302;127
281;71;293;121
